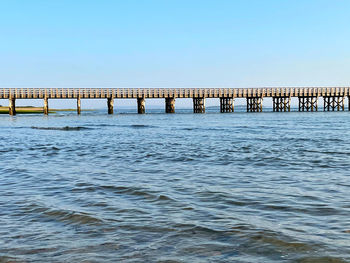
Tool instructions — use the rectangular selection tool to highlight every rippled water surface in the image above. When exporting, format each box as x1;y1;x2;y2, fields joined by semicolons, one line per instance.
1;109;350;262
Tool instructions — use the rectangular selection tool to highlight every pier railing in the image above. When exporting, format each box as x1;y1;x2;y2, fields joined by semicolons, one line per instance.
1;87;350;99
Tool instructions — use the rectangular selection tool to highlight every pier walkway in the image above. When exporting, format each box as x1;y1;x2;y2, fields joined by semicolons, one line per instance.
1;87;350;115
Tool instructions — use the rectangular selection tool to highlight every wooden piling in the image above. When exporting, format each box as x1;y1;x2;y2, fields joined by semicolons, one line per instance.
193;98;205;113
298;96;318;112
323;96;345;111
165;98;175;113
137;98;145;114
77;97;81;115
43;97;49;115
247;97;263;112
9;98;16;116
272;97;290;112
220;97;234;113
107;97;114;114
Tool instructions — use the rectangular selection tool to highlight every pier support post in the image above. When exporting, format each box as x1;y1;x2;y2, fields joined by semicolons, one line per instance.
193;98;205;113
272;97;290;112
247;97;263;112
107;97;114;114
137;98;145;114
165;98;175;113
9;98;16;116
323;96;344;111
43;97;49;115
77;97;81;115
298;96;318;112
220;97;234;113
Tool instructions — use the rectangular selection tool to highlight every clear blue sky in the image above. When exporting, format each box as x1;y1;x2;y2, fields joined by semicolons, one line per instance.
1;0;350;89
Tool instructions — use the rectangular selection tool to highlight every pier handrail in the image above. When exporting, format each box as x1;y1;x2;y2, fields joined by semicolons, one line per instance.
1;87;350;99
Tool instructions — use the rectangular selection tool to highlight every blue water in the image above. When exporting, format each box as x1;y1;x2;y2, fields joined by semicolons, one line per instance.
1;108;350;262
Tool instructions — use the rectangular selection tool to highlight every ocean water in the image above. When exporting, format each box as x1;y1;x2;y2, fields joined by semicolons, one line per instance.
0;108;350;262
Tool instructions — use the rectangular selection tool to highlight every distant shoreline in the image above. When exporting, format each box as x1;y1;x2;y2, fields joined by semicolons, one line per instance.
0;106;94;114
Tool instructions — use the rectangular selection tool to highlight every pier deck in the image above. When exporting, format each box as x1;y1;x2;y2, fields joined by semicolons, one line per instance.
1;87;350;115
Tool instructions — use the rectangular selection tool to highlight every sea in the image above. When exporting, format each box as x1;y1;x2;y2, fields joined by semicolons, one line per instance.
0;107;349;262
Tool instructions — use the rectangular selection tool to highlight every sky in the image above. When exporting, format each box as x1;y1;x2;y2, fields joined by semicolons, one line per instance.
0;0;350;108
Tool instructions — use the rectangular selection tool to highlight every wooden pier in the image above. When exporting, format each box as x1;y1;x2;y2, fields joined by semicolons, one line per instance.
1;87;350;115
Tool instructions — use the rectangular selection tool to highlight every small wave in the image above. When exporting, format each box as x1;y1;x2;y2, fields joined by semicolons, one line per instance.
44;209;103;225
0;256;23;263
172;156;195;162
73;184;156;198
88;124;118;127
174;223;318;255
28;146;60;151
175;224;224;235
306;150;350;156
72;184;177;204
249;231;314;252
180;127;227;131
257;203;340;216
31;126;92;131
296;256;348;263
114;124;157;129
128;124;156;129
155;194;176;202
157;260;183;263
24;203;103;226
